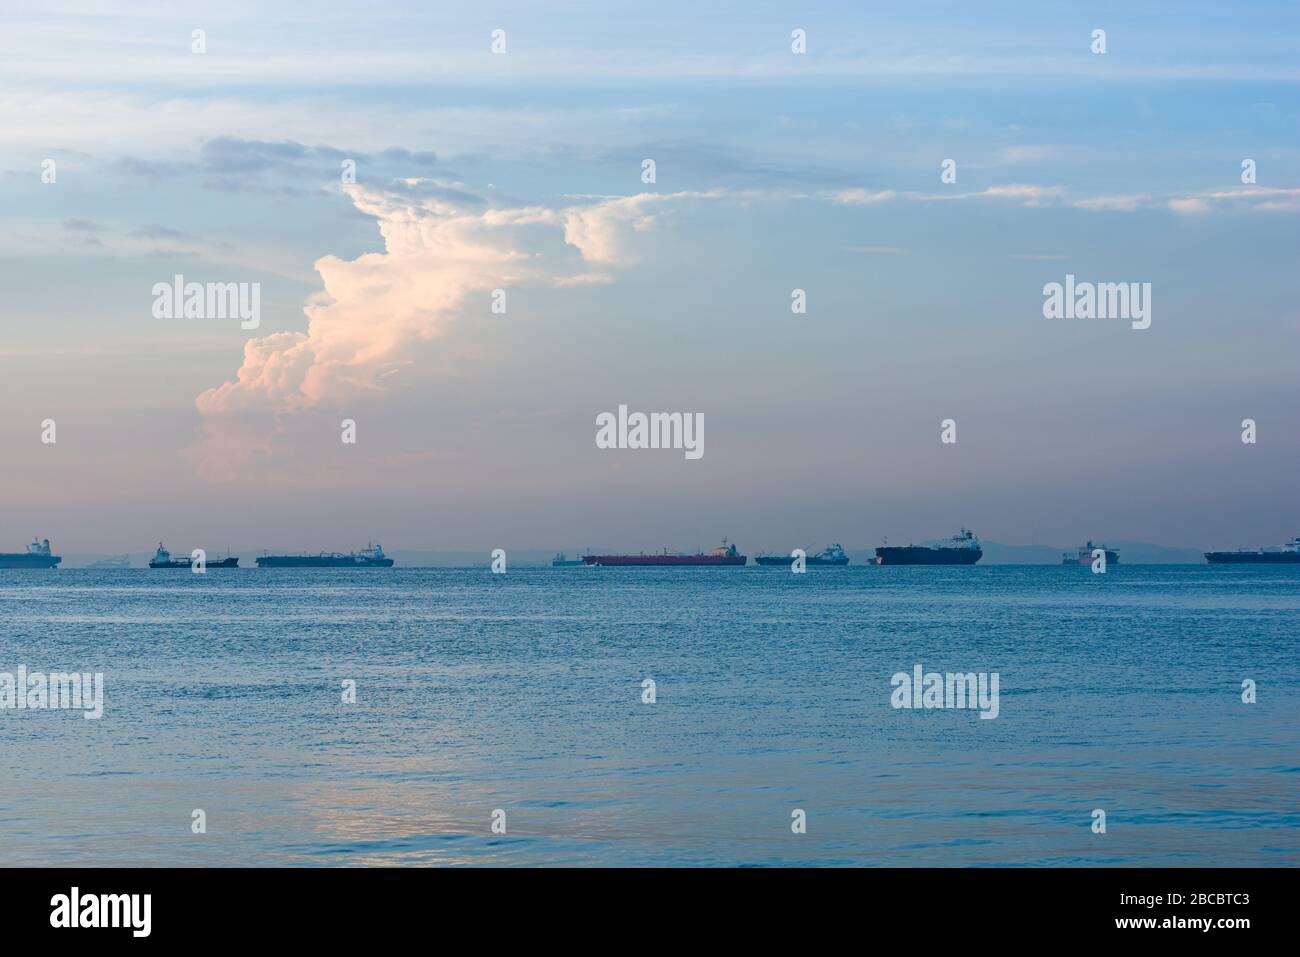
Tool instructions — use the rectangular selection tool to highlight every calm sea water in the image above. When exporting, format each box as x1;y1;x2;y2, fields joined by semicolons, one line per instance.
0;564;1295;867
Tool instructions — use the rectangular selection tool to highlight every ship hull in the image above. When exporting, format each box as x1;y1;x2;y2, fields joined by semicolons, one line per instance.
754;556;849;566
875;546;981;566
1205;551;1300;564
0;554;61;569
255;556;393;567
583;555;747;566
149;557;239;568
552;561;585;567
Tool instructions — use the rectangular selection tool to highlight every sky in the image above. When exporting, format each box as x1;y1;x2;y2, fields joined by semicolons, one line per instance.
1;1;1298;554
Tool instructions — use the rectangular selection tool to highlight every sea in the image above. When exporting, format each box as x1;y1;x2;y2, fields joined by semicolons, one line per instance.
0;564;1295;867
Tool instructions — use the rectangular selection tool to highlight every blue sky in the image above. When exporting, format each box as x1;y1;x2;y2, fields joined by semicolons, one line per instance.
2;1;1297;552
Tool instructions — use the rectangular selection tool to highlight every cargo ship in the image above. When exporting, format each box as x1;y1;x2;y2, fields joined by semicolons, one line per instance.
1205;536;1300;564
583;540;747;566
149;543;239;569
1063;541;1119;565
86;554;131;569
0;538;62;569
552;552;586;567
875;528;982;565
256;543;394;568
755;544;850;566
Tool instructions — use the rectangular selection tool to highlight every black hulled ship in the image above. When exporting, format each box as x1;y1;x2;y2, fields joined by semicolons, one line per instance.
875;528;982;565
1205;536;1300;564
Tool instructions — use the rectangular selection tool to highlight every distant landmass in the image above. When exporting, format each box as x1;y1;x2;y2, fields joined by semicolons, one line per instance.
54;541;1208;568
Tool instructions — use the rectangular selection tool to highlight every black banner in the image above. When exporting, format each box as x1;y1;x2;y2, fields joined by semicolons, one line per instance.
0;867;1283;942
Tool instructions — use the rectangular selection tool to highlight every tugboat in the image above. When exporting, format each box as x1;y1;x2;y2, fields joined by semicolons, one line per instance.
875;528;983;565
1063;541;1119;565
583;540;747;566
755;544;850;566
148;543;239;568
0;538;62;569
255;543;394;567
1205;536;1300;564
552;552;586;567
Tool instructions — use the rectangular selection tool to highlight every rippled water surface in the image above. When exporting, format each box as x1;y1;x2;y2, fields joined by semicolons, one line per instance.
0;564;1295;866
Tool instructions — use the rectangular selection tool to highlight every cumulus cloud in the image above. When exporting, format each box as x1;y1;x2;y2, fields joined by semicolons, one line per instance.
557;188;725;262
192;181;688;473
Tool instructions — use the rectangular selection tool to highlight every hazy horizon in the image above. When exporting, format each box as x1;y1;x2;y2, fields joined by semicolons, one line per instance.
3;2;1298;552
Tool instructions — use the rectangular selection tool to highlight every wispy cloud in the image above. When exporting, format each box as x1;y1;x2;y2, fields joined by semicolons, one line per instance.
1071;194;1151;212
830;188;896;206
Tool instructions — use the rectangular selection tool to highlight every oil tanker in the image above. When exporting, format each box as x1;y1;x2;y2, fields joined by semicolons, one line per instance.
755;544;849;566
256;543;394;568
1205;536;1300;564
1063;542;1119;565
875;528;982;565
149;543;239;569
583;541;746;566
0;538;61;569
